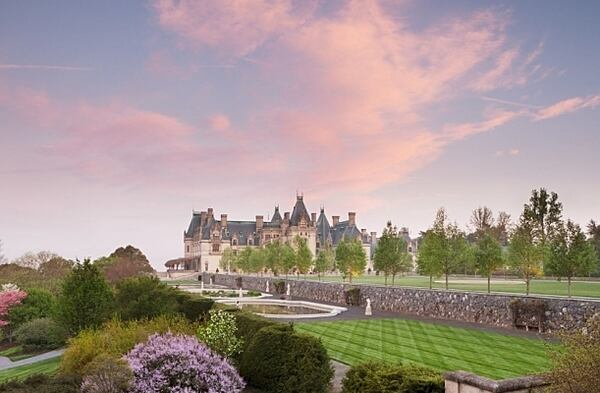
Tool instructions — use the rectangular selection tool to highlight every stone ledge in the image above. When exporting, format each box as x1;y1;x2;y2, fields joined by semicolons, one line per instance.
444;371;550;393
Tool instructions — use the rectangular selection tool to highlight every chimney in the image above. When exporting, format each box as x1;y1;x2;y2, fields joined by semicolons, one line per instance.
361;228;367;235
370;231;377;240
284;212;290;221
348;212;356;226
200;211;207;226
311;212;317;224
221;214;228;228
256;215;264;230
207;208;214;218
332;216;340;226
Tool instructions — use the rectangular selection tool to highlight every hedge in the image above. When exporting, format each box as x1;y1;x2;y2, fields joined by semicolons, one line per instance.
240;324;333;393
0;374;81;393
341;361;443;393
233;311;279;353
14;318;67;351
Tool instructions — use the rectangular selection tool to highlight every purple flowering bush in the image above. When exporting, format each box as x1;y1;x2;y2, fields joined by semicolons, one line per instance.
125;332;245;393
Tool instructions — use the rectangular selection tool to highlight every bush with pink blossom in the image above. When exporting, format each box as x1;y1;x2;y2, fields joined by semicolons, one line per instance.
0;284;27;327
125;332;245;393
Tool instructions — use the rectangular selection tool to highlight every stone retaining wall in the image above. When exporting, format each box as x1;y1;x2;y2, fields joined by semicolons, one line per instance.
204;273;600;332
444;371;549;393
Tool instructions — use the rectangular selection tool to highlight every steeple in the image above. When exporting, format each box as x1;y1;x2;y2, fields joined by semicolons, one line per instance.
271;205;282;224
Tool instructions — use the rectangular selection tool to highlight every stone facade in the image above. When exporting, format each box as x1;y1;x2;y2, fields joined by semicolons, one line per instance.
169;195;381;273
206;273;600;332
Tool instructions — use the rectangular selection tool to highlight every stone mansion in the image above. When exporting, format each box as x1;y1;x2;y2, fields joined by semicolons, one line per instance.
165;195;386;273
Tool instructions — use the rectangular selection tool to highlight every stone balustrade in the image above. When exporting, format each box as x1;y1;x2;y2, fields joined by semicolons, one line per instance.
444;371;549;393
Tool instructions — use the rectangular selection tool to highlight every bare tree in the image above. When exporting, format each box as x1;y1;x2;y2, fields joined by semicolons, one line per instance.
0;240;7;264
12;250;59;269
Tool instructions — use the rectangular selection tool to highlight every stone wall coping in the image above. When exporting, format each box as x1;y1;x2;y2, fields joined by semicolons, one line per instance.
213;273;600;304
444;371;550;393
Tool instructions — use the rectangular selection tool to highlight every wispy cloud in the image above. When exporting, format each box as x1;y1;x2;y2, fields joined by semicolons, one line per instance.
534;95;600;120
481;96;542;109
0;64;93;71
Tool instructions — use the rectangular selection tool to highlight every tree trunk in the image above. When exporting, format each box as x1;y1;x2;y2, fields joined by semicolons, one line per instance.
568;276;572;298
392;274;396;286
348;271;353;283
487;274;491;294
429;275;433;289
385;274;388;286
526;276;530;296
445;272;449;290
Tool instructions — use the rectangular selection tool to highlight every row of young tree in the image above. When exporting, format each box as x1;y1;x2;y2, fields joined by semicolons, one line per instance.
417;188;600;296
219;235;369;283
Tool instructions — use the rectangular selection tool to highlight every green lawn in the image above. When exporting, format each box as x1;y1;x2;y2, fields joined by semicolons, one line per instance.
302;275;600;298
0;357;61;383
296;319;554;380
0;345;45;361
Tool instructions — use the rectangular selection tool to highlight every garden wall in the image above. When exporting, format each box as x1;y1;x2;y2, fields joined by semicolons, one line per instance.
204;273;600;332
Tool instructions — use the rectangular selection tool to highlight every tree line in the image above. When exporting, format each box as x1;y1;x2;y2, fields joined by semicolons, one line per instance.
416;188;600;296
219;235;368;283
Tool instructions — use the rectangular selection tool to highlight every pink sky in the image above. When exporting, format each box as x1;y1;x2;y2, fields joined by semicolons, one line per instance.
1;0;599;269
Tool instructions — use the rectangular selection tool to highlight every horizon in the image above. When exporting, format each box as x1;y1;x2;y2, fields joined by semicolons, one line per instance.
1;0;599;270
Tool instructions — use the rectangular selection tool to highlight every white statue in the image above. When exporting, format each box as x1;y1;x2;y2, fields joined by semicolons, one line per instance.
239;287;243;298
365;298;372;316
200;281;204;293
286;283;291;297
209;277;213;285
266;281;270;293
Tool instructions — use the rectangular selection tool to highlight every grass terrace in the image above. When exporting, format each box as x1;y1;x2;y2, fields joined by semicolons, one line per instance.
302;274;600;298
296;318;554;380
0;357;61;383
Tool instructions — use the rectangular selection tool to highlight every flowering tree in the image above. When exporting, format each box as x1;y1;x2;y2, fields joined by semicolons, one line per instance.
125;332;245;393
197;309;243;359
0;284;27;327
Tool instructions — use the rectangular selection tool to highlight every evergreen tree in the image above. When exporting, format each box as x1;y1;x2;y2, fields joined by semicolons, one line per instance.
56;259;114;334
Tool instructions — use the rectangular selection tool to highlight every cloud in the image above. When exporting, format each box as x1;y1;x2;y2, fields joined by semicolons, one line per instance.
534;95;600;120
209;114;231;131
495;148;520;157
152;0;317;58
0;64;92;71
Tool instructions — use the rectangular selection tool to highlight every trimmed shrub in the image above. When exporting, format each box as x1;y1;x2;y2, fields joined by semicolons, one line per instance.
6;289;55;339
80;354;132;393
14;318;67;351
125;332;245;392
60;314;197;375
176;294;214;321
0;374;81;393
273;280;286;294
114;276;179;321
240;324;333;393
344;287;361;306
341;361;443;393
234;311;278;353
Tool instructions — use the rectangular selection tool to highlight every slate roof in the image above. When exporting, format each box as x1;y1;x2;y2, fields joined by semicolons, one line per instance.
330;220;363;245
316;208;332;246
185;213;201;238
271;206;282;224
290;196;311;226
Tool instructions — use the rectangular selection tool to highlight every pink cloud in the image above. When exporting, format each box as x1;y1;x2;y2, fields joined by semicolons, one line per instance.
534;95;600;120
209;114;231;131
152;0;317;58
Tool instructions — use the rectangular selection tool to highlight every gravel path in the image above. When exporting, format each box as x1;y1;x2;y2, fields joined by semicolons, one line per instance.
0;349;64;371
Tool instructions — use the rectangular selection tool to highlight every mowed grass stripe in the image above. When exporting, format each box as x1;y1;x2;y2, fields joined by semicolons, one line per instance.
302;320;549;371
0;357;60;383
317;319;549;362
296;319;553;380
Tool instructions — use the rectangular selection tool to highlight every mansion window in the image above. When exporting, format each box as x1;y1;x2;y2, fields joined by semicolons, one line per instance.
248;239;254;246
212;243;220;252
186;245;190;253
232;239;238;246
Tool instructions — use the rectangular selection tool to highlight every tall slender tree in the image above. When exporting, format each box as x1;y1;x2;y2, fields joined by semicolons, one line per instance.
313;247;335;280
475;232;504;293
374;221;412;285
470;206;494;241
219;248;238;273
522;188;563;245
508;221;545;295
588;220;600;276
547;220;598;297
294;236;313;277
335;238;367;283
